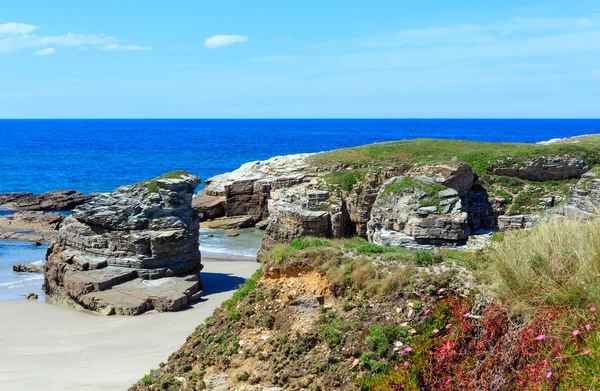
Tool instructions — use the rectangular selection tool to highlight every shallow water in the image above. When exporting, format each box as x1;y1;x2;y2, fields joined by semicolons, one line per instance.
0;228;263;301
0;240;48;300
200;228;264;260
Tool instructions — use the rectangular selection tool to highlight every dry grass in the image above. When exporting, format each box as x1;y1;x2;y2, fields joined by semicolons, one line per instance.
490;219;600;314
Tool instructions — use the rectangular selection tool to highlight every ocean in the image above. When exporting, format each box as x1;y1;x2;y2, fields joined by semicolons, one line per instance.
2;119;600;194
1;119;600;300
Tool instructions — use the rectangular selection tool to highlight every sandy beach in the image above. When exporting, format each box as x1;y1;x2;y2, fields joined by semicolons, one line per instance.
0;258;260;391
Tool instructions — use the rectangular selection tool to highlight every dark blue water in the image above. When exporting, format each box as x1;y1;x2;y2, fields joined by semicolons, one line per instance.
1;119;599;194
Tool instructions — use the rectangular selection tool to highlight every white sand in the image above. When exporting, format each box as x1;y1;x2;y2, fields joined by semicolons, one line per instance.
0;259;260;391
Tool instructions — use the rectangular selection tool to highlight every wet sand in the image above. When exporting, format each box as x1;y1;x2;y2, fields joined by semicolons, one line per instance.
0;258;260;391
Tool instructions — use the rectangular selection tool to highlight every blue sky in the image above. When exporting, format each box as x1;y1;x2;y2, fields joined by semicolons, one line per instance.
1;1;600;118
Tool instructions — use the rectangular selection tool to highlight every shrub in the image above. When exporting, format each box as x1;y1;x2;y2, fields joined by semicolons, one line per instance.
142;373;153;385
414;250;444;266
490;219;600;313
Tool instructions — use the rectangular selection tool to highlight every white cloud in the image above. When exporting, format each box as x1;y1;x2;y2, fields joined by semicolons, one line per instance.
32;47;56;56
204;35;248;49
0;22;38;35
0;22;150;55
102;43;152;51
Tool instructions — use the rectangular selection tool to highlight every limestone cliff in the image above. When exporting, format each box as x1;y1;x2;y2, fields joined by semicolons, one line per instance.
44;171;203;315
193;136;600;257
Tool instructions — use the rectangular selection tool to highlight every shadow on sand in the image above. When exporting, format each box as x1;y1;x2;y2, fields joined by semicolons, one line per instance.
200;272;247;296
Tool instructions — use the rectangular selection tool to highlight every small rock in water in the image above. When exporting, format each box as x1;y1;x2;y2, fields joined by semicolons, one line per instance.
225;229;240;237
25;292;38;300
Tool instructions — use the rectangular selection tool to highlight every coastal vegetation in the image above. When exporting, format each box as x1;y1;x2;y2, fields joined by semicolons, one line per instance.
131;218;600;390
308;137;600;173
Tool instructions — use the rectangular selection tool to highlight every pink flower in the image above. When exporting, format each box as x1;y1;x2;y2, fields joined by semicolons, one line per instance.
519;380;525;385
424;309;431;315
591;306;597;313
445;378;451;385
573;329;580;337
403;361;409;367
429;350;434;355
394;365;399;371
546;371;552;378
535;334;547;341
404;347;413;352
586;324;592;331
445;323;452;329
583;350;591;355
464;312;471;318
400;350;405;356
433;329;440;334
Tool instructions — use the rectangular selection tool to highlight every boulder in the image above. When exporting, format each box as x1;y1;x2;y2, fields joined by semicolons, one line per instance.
13;263;44;273
44;171;203;315
0;190;98;211
25;293;38;300
410;162;474;196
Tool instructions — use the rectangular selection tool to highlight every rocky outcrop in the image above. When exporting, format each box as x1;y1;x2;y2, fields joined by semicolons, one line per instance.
493;156;589;181
0;190;97;211
367;176;470;248
0;211;64;242
44;171;203;315
13;263;44;273
260;161;481;254
260;182;332;255
195;154;315;229
498;214;538;230
546;169;600;219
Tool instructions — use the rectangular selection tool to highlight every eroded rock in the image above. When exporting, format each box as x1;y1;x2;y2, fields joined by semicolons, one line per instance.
44;171;203;315
0;190;97;211
194;154;315;227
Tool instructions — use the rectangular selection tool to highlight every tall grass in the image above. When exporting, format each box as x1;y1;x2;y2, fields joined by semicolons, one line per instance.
490;219;600;313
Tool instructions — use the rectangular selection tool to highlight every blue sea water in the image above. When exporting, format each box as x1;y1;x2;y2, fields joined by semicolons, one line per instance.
1;119;600;300
1;119;599;194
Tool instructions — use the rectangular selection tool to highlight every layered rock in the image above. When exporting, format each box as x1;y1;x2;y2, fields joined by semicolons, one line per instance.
13;263;44;273
0;190;97;211
44;171;203;315
367;175;470;248
493;156;588;181
194;154;315;228
260;161;485;254
0;211;64;242
546;169;600;219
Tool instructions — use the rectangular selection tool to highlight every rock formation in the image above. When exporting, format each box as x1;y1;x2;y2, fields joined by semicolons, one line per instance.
191;137;599;257
546;169;600;219
0;190;97;211
193;154;315;228
44;171;203;315
13;263;44;273
492;156;588;181
0;211;64;242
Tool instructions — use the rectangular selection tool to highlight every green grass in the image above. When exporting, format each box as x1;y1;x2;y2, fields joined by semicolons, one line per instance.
308;137;600;176
323;168;368;191
490;219;600;314
141;373;154;385
144;170;192;193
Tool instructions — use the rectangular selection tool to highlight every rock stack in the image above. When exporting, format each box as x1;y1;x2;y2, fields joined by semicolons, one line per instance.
44;171;203;315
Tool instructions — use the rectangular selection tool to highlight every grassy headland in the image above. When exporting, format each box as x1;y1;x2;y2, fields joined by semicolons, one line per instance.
131;217;600;390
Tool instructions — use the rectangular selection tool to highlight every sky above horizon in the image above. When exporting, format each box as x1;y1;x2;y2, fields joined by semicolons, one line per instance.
1;1;600;118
